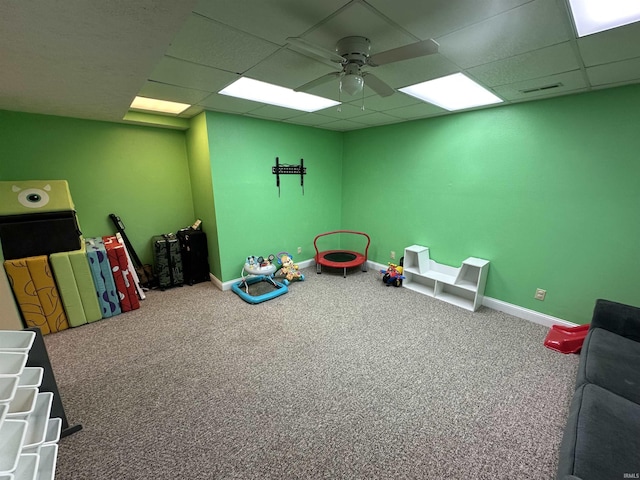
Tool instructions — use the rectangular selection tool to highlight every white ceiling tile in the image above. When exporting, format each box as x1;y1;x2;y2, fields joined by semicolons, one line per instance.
138;81;211;105
178;105;205;118
385;101;446;119
194;0;349;44
283;113;338;126
352;111;405;125
302;1;415;54
492;70;588;101
577;22;640;67
3;0;640;129
150;56;240;92
438;0;571;68
0;0;198;122
314;103;370;120
166;13;280;73
369;54;461;88
198;93;264;114
292;79;347;102
468;42;581;87
367;0;533;40
317;119;370;131
587;57;640;87
244;49;339;90
345;92;420;111
246;104;307;120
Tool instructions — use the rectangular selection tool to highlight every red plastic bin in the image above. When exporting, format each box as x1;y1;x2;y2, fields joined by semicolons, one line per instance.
544;324;590;354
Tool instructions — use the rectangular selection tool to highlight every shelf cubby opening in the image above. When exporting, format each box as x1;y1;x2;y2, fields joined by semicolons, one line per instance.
403;272;436;296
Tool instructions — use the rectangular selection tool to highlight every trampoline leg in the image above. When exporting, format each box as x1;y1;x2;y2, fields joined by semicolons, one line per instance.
362;262;368;272
316;263;322;274
343;267;346;278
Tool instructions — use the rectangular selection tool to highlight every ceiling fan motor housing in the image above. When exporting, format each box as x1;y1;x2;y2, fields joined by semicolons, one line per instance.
336;36;371;66
291;34;437;98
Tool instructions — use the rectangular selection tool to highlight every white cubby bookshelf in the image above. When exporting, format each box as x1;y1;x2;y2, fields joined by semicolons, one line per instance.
402;245;489;312
0;330;61;479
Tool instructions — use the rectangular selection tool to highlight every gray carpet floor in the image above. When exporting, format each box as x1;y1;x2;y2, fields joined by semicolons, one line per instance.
43;267;579;479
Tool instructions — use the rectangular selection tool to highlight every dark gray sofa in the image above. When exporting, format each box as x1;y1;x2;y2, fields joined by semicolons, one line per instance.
557;299;640;479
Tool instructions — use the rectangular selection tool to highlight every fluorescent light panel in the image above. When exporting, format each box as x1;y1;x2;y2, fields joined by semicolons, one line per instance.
130;96;191;115
219;77;339;112
568;0;640;37
399;73;502;111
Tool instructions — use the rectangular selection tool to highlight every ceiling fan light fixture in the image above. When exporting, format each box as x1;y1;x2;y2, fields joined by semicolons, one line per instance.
290;35;438;100
340;73;364;96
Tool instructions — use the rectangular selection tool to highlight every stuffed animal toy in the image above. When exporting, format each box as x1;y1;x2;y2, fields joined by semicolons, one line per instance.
278;253;305;285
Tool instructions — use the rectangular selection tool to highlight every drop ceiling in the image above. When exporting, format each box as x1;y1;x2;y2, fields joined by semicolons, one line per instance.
1;0;639;131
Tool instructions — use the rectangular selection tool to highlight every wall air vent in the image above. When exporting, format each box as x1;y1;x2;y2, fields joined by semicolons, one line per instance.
520;83;563;94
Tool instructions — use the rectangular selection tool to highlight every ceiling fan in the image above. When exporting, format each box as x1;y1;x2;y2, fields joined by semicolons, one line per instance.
287;35;439;98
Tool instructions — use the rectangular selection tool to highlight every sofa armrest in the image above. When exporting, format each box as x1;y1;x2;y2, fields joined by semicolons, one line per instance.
591;299;640;342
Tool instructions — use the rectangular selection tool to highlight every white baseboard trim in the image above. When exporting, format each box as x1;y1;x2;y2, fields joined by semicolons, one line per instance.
368;260;388;273
481;297;577;328
215;260;575;328
217;258;317;292
295;258;316;270
209;272;224;290
370;260;576;328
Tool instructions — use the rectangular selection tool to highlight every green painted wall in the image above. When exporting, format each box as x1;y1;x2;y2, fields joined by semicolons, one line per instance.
185;112;221;279
3;85;638;324
204;112;343;282
0;110;194;264
342;85;640;324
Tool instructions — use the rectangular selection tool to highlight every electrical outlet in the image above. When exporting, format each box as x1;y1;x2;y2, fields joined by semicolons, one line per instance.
535;288;546;301
390;251;396;260
297;246;302;254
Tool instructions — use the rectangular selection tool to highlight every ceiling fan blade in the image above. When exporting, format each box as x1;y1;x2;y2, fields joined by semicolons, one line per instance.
294;72;341;93
369;39;439;67
363;73;395;97
286;37;345;64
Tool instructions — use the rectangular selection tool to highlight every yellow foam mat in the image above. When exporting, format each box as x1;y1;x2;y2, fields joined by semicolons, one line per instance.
4;258;50;334
4;256;69;334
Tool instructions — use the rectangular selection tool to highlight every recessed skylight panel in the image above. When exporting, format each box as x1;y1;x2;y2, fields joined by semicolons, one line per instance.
219;78;339;112
568;0;640;37
399;73;502;111
129;96;191;115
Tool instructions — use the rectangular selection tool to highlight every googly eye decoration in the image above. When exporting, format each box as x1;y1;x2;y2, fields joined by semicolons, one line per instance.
12;184;51;209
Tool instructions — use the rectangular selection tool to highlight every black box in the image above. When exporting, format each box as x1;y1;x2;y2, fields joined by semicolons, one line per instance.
0;211;82;260
177;228;210;285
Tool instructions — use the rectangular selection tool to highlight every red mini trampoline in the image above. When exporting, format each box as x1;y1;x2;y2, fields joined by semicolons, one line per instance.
314;230;370;278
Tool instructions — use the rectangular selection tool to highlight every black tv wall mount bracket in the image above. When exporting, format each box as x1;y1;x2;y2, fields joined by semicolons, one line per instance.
272;157;306;196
